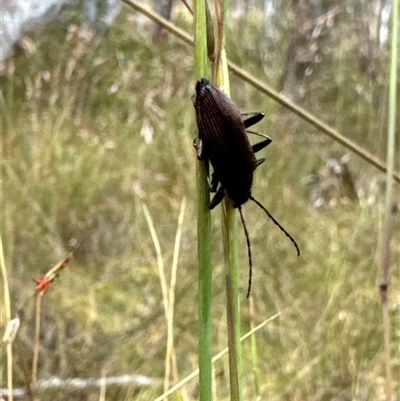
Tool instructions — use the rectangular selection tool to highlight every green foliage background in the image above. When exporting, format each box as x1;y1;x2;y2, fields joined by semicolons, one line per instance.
1;1;399;400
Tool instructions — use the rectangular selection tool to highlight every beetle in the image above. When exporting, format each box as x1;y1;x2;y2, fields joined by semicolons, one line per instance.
192;78;300;297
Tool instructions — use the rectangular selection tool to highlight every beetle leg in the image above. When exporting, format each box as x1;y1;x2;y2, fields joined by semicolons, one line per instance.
256;158;265;167
252;137;272;153
209;171;220;192
209;186;226;209
242;112;265;128
194;138;218;193
193;137;205;160
247;129;272;140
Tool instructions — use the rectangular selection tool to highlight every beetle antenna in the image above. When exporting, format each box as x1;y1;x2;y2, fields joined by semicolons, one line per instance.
249;195;300;257
238;206;253;298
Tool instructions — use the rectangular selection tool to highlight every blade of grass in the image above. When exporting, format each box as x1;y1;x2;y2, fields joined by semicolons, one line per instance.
142;204;170;393
380;1;398;400
142;203;169;313
193;0;213;400
121;0;400;184
99;368;107;401
1;236;14;401
221;198;242;401
167;197;187;395
32;293;42;401
213;0;243;398
249;297;260;398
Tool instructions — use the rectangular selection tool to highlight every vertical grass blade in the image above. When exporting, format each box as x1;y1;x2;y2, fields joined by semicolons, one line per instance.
249;297;260;397
221;199;243;401
194;0;213;399
214;0;243;399
1;237;14;401
32;294;42;400
380;1;398;400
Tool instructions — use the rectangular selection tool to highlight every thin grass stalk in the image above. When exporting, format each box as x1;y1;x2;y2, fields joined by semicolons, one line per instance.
221;200;242;400
32;294;42;400
193;0;213;399
380;1;398;399
99;369;106;401
5;321;15;401
142;204;171;393
1;237;14;401
167;197;187;396
213;0;243;398
121;0;400;184
142;204;169;312
249;297;260;398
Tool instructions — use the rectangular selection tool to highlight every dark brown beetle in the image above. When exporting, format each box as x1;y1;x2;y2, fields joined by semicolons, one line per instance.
192;78;300;297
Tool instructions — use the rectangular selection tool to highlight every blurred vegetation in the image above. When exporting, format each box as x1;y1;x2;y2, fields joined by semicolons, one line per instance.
1;1;399;400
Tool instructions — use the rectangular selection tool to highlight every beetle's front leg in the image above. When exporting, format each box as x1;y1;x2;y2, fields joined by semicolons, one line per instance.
242;112;265;128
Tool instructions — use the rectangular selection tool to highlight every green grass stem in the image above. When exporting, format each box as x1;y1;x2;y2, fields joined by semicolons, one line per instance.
221;199;243;401
194;0;213;400
249;297;260;398
213;0;243;398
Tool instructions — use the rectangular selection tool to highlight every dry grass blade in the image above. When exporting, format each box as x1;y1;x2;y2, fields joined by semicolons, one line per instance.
32;294;42;400
1;237;14;401
143;200;187;395
166;197;187;394
142;204;169;313
35;253;73;296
